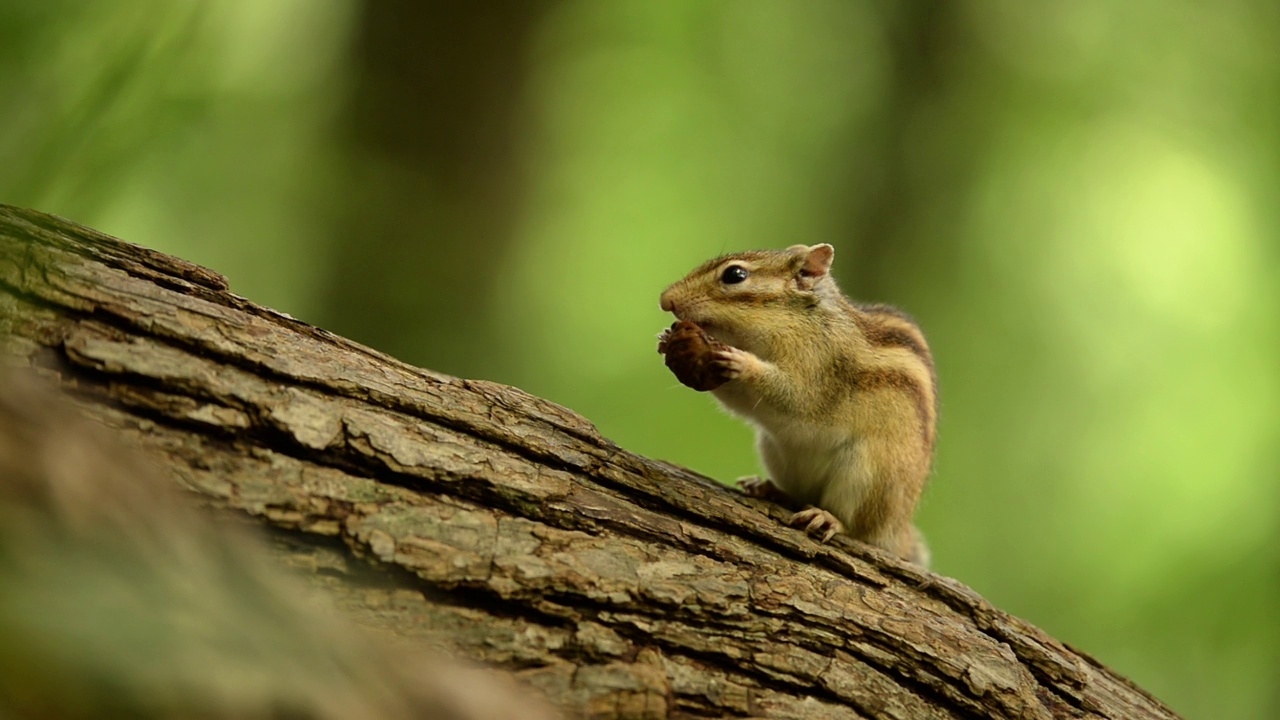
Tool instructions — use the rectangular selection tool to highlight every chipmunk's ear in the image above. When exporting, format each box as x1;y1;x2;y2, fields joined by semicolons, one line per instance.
793;244;834;289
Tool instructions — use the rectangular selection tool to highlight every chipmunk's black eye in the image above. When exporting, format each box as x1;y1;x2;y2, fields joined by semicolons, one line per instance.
720;265;749;284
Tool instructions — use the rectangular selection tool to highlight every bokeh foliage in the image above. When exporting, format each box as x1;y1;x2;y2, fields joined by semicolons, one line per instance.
3;2;1277;718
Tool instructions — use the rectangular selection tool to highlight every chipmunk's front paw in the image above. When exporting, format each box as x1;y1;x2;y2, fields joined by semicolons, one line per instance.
789;507;845;543
656;326;673;351
736;476;790;503
711;346;762;382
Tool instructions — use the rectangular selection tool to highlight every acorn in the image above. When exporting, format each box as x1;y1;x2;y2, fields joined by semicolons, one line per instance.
657;320;730;392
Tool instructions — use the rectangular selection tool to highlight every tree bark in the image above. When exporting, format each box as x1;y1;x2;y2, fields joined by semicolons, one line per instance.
0;204;1179;720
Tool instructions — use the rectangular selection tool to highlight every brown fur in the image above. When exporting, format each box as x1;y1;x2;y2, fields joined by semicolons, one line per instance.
659;245;936;565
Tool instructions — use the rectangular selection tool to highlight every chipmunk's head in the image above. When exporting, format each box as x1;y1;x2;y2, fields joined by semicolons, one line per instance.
659;244;837;349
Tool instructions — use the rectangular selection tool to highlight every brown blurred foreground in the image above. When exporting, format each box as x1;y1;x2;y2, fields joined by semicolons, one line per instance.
0;370;559;720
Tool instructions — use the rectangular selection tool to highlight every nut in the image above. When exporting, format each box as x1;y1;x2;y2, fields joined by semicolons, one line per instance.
657;321;730;392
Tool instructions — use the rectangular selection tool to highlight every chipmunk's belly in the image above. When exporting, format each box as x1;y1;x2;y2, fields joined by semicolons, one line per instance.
756;425;869;509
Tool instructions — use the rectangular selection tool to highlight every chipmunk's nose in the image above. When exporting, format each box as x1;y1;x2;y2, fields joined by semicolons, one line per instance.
659;290;676;314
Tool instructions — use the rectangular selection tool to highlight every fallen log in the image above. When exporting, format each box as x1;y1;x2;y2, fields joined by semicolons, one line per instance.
0;204;1179;719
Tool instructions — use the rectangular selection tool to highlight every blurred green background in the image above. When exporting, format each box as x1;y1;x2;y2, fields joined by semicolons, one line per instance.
3;2;1276;717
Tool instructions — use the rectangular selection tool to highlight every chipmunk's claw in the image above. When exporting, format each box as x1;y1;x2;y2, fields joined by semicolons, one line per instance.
711;346;759;381
736;476;790;503
790;507;844;543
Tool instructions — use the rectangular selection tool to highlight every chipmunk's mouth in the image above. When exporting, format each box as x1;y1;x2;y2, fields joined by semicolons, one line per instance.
685;320;719;341
694;323;738;349
666;307;733;346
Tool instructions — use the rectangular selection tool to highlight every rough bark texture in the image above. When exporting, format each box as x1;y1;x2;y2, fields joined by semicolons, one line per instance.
0;204;1179;720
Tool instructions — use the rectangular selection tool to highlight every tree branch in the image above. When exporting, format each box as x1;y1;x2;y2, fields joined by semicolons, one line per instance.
0;204;1179;719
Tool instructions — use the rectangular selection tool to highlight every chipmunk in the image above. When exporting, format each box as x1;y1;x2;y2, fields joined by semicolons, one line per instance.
658;244;937;565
